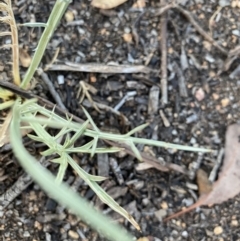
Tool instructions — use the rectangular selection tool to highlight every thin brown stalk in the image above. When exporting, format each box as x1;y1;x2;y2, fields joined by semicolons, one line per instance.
7;0;20;85
160;0;168;104
174;4;228;56
0;0;20;86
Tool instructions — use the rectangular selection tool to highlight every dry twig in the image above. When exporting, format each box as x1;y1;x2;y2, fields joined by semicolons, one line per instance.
37;68;67;110
0;156;49;209
48;62;158;74
160;0;168;104
174;4;228;56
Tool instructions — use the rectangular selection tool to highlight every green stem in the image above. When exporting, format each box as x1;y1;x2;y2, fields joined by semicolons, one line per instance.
21;0;71;89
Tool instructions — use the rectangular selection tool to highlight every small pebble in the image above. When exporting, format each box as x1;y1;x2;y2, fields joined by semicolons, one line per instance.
122;33;132;43
142;198;149;206
105;43;113;47
90;51;97;56
232;29;240;37
137;237;149;241
212;93;219;100
103;22;111;28
57;75;64;85
46;233;51;241
190;137;196;144
221;98;230;107
172;129;178;135
205;54;215;63
231;219;238;226
124;27;131;33
186;114;198;123
68;230;79;239
23;231;30;237
127;53;135;63
214;226;223;235
154;209;167;221
195;88;205;101
161;201;168;209
219;0;230;7
65;10;74;22
182;230;188;238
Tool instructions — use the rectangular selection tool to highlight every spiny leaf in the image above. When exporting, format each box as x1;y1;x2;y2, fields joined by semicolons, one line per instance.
91;136;99;158
54;156;68;185
67;155;141;231
127;141;142;161
68;146;121;154
82;106;99;132
64;120;89;148
27;134;44;142
10;100;134;241
124;123;149;137
40;148;56;156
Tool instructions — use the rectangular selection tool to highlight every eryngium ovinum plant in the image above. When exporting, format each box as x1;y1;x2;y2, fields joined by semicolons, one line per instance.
0;0;212;240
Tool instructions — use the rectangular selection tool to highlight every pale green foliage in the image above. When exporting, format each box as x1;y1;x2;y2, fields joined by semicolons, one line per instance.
14;98;211;232
10;99;135;241
0;0;213;239
14;99;141;230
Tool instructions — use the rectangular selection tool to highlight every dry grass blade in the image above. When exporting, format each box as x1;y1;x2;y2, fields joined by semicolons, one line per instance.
0;0;20;85
0;112;12;147
0;110;32;148
0;31;11;36
19;48;31;67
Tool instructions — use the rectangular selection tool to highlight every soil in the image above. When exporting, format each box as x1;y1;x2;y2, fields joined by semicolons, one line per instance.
0;0;240;240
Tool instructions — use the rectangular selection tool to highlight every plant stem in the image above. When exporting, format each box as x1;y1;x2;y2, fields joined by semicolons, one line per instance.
21;0;71;89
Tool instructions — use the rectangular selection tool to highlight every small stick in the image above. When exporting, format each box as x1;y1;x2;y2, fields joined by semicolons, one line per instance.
104;140;187;174
174;4;227;56
0;156;49;209
173;62;188;97
153;4;174;17
132;11;145;46
160;0;168;104
48;62;158;74
37;68;67;110
209;148;224;182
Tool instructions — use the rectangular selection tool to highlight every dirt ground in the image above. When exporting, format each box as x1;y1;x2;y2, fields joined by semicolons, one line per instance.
0;0;240;240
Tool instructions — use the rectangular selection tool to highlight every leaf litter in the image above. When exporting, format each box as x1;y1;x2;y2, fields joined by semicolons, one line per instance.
91;0;128;9
165;124;240;221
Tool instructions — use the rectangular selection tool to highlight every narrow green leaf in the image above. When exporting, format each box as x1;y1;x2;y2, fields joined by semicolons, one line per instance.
127;141;142;161
0;100;14;110
40;148;56;156
65;120;89;148
19;22;47;28
67;155;140;231
124;123;149;137
67;146;121;154
81;106;99;132
55;156;68;185
27;134;44;142
91;136;99;158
